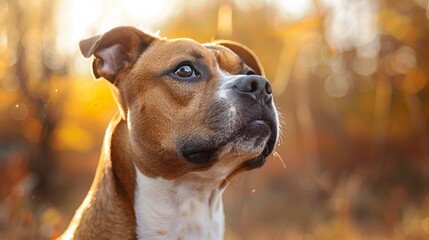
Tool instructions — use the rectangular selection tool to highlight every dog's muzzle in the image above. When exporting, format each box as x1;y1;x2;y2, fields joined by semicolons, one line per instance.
233;75;277;169
179;75;278;168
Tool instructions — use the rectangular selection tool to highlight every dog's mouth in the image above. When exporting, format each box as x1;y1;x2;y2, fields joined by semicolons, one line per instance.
238;119;277;170
180;145;219;165
178;119;277;167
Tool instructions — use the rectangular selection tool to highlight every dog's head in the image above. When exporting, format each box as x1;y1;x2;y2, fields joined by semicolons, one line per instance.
80;26;279;181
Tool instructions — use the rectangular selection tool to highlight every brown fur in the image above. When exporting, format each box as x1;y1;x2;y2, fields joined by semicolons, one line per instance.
60;114;136;239
60;26;270;239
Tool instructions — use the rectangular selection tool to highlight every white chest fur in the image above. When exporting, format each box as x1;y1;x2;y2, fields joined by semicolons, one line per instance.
134;168;225;240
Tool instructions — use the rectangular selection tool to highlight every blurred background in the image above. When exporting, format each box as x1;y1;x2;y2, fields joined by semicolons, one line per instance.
1;0;429;239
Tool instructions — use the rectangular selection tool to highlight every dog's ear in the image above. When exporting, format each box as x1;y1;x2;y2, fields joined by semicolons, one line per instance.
216;40;265;76
79;26;156;82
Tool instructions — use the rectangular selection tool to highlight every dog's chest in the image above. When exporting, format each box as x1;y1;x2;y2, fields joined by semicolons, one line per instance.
134;168;225;240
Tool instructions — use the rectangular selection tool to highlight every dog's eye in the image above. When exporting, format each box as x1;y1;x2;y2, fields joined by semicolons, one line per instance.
174;65;198;78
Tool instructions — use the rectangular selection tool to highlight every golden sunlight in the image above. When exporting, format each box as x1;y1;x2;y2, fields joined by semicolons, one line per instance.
270;0;314;21
217;3;233;36
55;0;177;55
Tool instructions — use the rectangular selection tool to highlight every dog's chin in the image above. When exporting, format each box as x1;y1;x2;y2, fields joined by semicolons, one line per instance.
228;120;276;170
178;120;276;167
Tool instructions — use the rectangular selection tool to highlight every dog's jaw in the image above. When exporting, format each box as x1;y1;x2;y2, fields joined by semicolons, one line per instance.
134;167;225;240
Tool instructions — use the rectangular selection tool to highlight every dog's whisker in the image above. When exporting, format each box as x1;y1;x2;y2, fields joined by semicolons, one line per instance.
273;151;286;169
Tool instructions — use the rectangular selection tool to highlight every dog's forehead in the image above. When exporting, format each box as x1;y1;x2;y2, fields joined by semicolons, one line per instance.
153;38;211;58
144;38;243;73
203;44;244;74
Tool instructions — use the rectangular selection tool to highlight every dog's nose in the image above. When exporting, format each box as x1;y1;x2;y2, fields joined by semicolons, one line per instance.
234;76;272;103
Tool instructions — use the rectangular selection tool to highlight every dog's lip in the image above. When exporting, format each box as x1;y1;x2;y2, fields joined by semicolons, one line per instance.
241;145;272;170
178;117;277;166
180;145;219;165
247;119;276;155
246;119;270;134
240;118;277;170
250;119;268;127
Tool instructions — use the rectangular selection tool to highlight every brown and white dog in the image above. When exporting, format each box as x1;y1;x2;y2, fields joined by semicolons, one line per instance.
59;26;279;240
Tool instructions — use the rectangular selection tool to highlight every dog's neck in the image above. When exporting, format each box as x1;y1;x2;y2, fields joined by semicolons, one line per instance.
118;113;228;239
124;115;227;239
134;168;225;239
62;114;228;239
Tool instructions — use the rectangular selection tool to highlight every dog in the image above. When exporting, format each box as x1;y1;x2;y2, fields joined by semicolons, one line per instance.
59;26;279;240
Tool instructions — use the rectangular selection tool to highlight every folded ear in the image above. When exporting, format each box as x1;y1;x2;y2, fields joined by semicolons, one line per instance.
216;40;265;76
79;26;156;82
